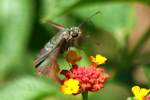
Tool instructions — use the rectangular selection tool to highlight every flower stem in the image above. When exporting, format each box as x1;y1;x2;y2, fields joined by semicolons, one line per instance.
82;92;88;100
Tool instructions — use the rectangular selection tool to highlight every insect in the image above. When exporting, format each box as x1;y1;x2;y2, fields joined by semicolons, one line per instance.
33;11;101;77
33;22;82;76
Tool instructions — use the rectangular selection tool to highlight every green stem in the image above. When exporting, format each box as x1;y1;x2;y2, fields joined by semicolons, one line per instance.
82;92;88;100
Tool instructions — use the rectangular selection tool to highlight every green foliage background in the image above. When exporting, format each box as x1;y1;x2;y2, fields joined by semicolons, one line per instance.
0;0;150;100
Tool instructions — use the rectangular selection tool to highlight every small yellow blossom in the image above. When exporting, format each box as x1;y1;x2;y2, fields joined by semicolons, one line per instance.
132;86;150;100
61;79;79;94
90;54;107;65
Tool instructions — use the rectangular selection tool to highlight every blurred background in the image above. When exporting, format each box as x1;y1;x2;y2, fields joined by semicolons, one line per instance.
0;0;150;100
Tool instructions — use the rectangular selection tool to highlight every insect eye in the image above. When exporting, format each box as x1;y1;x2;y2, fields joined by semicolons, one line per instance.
72;33;78;38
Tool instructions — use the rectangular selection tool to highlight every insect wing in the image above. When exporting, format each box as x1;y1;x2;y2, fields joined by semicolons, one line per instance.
36;45;62;75
33;30;65;69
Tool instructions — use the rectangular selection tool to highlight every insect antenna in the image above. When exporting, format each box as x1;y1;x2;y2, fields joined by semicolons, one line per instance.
42;20;65;30
78;11;101;28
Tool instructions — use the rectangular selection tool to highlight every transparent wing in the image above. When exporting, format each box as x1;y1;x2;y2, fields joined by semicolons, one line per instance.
33;30;65;68
35;45;62;75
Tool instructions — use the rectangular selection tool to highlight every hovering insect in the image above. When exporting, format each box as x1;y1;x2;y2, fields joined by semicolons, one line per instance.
33;11;100;77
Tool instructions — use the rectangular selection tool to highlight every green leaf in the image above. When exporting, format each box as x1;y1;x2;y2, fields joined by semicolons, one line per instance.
40;0;80;19
73;3;136;47
144;64;150;83
75;48;92;66
0;0;33;79
57;54;71;70
69;47;92;66
89;83;130;100
126;97;134;100
0;76;58;100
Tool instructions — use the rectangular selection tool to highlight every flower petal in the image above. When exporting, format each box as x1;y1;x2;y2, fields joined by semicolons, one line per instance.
132;86;141;97
61;79;79;95
90;54;107;65
95;54;107;65
140;88;150;97
131;86;150;100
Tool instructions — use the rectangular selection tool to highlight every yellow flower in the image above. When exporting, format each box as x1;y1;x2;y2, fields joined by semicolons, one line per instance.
61;79;79;94
90;54;107;65
132;86;150;100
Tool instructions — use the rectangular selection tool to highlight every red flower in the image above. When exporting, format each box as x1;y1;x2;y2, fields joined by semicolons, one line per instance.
61;64;109;93
60;50;109;94
146;95;150;100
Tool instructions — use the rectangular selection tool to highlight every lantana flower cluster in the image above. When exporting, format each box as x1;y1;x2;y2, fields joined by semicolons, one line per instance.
130;86;150;100
60;50;109;95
